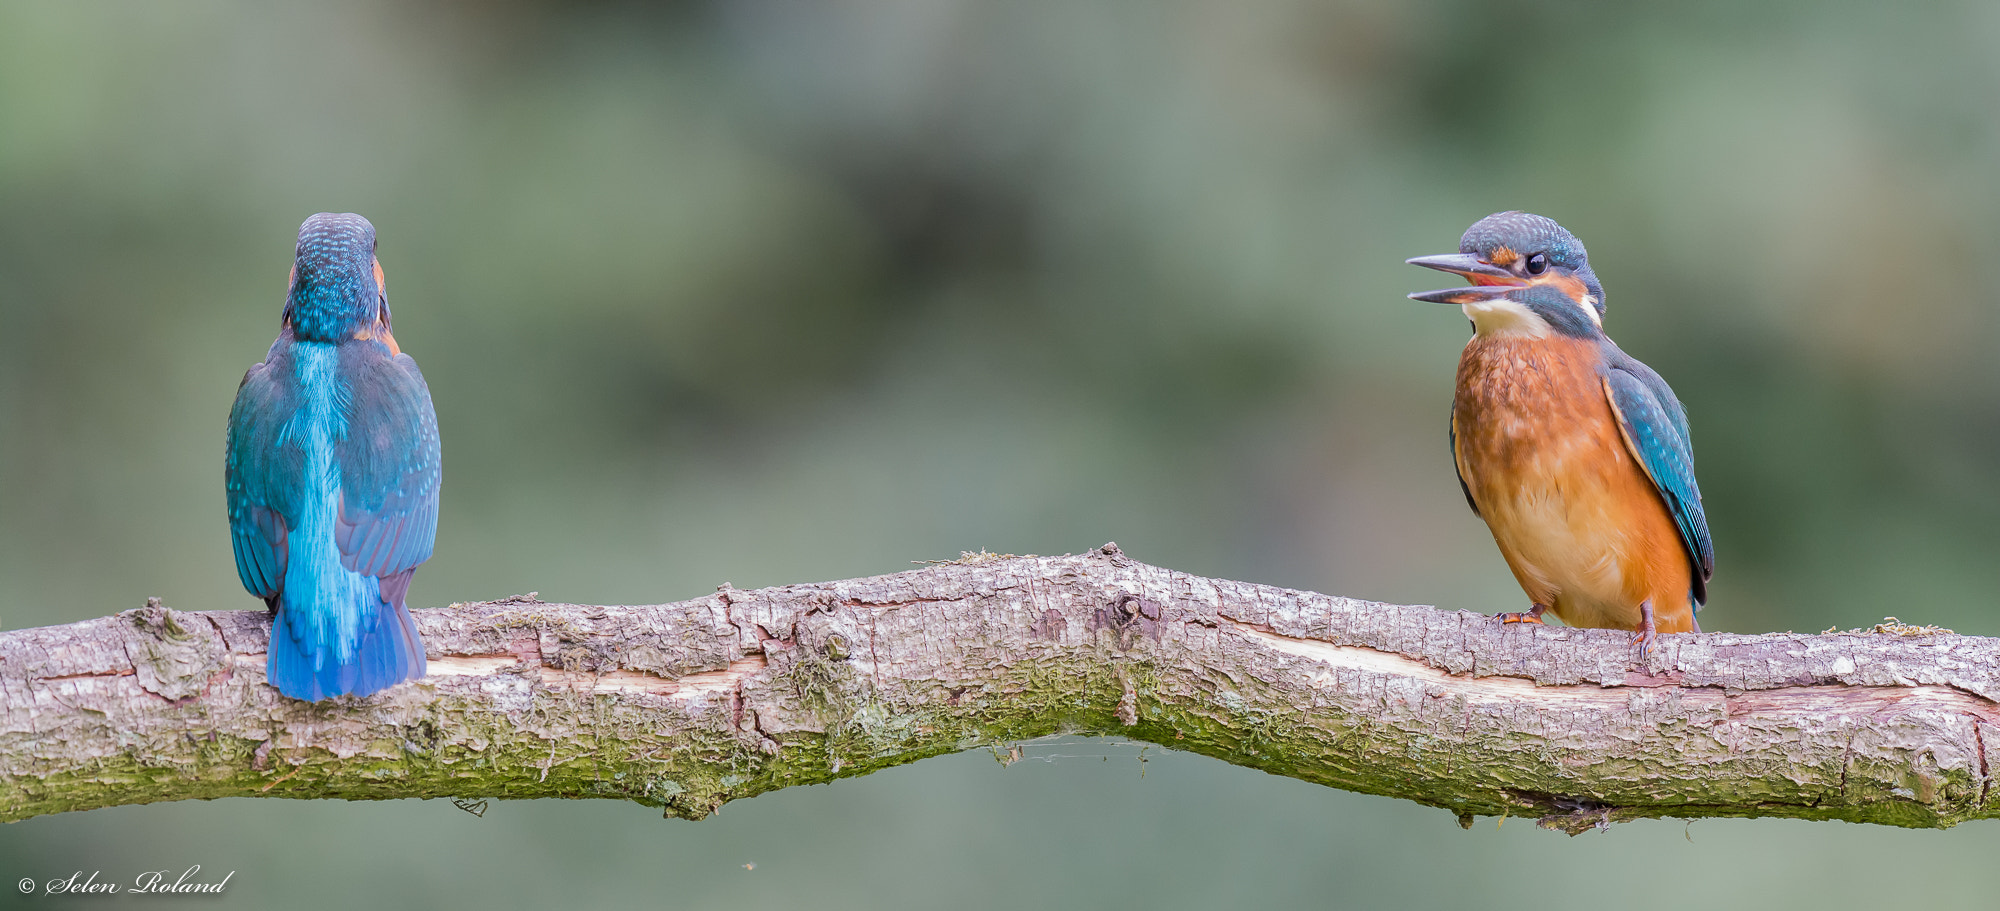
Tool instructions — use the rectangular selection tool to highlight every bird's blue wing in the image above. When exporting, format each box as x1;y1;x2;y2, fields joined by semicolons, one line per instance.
225;349;299;601
335;343;441;578
1602;353;1713;604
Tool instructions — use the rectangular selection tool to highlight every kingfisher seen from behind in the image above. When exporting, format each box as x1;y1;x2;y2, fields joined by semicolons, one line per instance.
1408;212;1712;654
226;213;440;700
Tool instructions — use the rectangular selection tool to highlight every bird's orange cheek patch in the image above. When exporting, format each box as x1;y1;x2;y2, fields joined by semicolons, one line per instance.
356;323;401;356
1539;272;1590;300
1469;247;1528;287
361;257;398;353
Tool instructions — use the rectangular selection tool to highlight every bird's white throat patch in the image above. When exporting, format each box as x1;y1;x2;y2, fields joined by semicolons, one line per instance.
1462;298;1553;339
1461;293;1601;338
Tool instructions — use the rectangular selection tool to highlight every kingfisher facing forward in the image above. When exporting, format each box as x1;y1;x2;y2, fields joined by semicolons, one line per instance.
226;213;440;700
1408;212;1712;653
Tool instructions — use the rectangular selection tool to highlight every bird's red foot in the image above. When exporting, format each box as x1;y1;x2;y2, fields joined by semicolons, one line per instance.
1498;604;1548;625
1631;601;1658;659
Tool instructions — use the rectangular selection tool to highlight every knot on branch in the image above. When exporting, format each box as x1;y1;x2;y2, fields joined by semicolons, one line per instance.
119;599;226;702
1096;541;1133;566
1094;593;1164;649
1535;799;1618;836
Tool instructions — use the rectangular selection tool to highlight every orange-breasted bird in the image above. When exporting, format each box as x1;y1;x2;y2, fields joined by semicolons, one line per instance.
1408;212;1712;654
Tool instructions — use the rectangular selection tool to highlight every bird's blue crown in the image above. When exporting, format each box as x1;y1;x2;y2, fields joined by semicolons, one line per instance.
285;213;380;342
1459;211;1603;305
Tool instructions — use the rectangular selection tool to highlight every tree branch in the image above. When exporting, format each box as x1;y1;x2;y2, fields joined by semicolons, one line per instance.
4;544;1997;832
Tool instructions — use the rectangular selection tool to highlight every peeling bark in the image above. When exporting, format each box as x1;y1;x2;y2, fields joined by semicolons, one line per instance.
4;545;1999;832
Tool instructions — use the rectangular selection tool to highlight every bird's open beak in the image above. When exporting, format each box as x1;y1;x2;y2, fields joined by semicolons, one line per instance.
1407;284;1526;304
1405;253;1525;304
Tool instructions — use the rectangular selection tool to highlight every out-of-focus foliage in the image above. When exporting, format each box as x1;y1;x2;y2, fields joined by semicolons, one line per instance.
3;1;1999;906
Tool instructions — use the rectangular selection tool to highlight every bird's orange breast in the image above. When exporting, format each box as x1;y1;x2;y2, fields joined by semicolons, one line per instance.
1452;334;1694;632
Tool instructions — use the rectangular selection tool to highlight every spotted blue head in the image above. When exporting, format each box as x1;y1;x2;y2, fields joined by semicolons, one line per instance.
1406;211;1607;340
284;213;390;344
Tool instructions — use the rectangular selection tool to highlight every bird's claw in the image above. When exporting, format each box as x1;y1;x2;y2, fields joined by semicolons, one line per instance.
1632;601;1658;659
1498;604;1548;625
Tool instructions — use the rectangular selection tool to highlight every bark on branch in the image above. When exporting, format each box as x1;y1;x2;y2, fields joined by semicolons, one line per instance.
5;544;1999;832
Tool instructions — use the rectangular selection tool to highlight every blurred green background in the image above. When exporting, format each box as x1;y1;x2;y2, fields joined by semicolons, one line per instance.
5;0;2000;907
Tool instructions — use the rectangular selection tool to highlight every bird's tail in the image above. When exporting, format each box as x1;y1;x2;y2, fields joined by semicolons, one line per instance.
267;570;426;701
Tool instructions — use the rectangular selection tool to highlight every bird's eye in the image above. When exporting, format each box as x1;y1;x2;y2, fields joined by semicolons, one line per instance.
1525;253;1548;275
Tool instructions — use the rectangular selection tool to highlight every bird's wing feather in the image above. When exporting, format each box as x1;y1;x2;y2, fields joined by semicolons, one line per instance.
334;343;440;578
225;355;297;600
1449;405;1479;517
1601;355;1713;603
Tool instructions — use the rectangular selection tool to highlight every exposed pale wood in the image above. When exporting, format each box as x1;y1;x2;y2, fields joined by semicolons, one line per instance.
3;544;1996;832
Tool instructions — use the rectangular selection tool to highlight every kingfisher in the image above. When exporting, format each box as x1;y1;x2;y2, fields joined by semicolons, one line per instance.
1407;211;1712;654
226;213;440;700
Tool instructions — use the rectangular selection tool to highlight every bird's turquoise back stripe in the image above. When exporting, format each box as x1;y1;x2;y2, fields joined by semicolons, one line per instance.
278;342;371;666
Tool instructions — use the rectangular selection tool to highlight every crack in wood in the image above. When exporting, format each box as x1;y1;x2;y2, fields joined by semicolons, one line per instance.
38;669;137;683
1973;716;1992;809
427;654;769;697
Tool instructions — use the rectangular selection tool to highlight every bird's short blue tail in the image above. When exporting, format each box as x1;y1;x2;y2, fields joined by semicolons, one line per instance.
267;571;426;701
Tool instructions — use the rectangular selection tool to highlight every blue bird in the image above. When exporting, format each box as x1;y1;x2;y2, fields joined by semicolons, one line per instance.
226;213;440;700
1408;212;1712;655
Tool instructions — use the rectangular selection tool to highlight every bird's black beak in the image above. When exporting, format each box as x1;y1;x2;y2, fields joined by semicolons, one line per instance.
1405;253;1524;304
1407;285;1527;304
1407;253;1516;280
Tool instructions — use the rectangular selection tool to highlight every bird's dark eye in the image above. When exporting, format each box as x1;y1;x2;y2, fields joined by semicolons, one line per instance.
1525;253;1549;275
